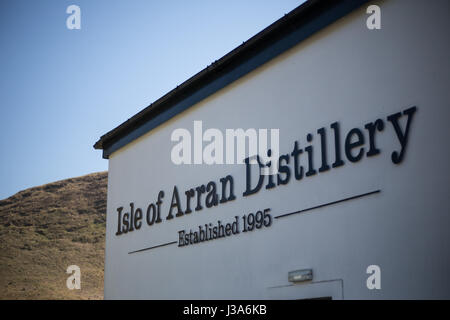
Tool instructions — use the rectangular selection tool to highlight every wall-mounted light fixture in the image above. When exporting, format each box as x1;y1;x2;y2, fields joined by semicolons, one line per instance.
288;269;313;283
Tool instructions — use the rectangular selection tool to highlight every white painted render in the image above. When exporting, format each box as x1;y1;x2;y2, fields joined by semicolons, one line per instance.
104;0;450;299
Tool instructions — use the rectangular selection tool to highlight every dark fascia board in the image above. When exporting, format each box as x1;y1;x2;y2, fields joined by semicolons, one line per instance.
94;0;369;159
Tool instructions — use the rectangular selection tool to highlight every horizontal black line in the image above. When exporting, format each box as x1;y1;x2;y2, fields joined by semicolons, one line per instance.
274;189;381;219
128;190;380;253
128;241;177;254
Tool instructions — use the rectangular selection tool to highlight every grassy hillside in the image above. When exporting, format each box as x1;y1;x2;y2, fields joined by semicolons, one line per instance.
0;172;107;300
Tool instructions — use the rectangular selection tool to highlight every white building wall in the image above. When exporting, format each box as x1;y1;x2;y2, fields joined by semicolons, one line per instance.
104;0;450;299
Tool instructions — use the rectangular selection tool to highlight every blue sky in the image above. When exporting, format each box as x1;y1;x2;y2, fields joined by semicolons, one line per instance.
0;0;302;200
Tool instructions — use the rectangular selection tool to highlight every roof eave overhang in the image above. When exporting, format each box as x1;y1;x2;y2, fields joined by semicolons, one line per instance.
94;0;370;159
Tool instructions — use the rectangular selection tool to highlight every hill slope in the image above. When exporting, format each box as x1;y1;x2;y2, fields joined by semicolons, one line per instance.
0;172;107;300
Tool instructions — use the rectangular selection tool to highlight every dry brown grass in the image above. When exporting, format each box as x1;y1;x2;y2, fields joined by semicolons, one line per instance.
0;172;107;300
